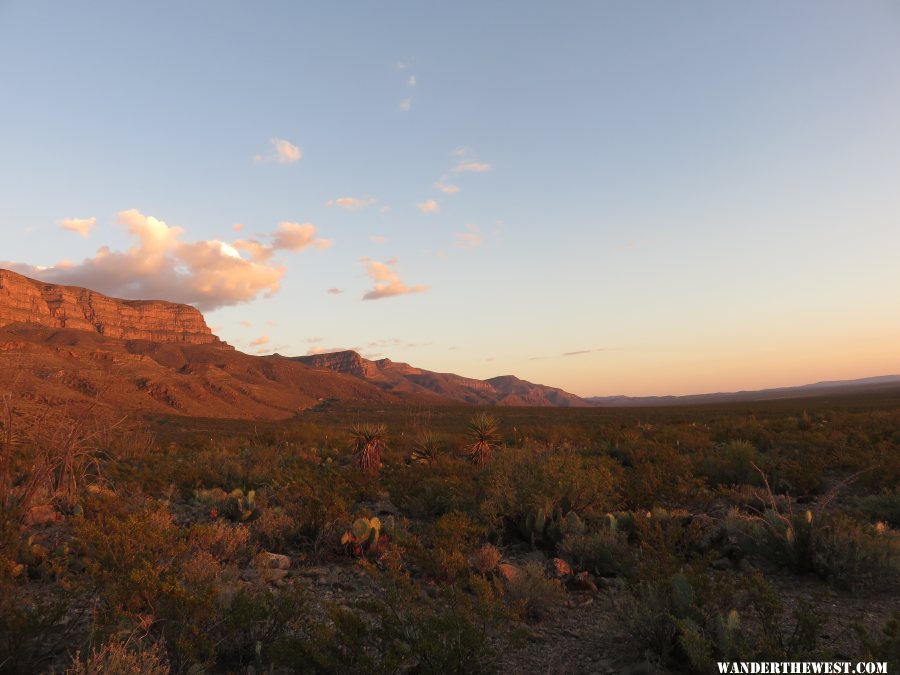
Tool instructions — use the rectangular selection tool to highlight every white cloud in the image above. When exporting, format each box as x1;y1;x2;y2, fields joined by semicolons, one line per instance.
407;75;416;87
399;97;412;111
240;320;252;328
417;199;439;214
453;161;491;173
254;137;301;164
370;235;387;244
327;196;377;211
360;257;428;300
435;182;459;194
2;210;330;311
58;217;96;238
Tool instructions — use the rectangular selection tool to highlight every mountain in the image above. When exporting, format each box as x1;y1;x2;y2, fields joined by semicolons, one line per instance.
0;268;219;345
294;351;589;407
0;269;588;420
585;375;900;407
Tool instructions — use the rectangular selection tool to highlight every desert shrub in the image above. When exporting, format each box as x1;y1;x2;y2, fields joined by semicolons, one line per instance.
470;543;502;576
815;516;900;590
853;489;900;528
621;571;825;671
272;463;355;542
189;520;251;563
285;572;511;674
0;587;76;675
251;507;297;550
407;511;485;583
696;439;760;487
383;459;481;518
618;442;700;509
855;611;900;666
350;423;388;472
558;527;635;577
73;502;223;669
481;448;620;541
466;412;501;464
502;561;565;623
66;635;169;675
215;584;311;670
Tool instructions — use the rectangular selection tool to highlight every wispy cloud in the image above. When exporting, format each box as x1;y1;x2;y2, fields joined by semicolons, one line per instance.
399;97;412;112
254;137;301;164
326;287;344;295
58;217;96;238
239;320;252;328
233;223;245;232
2;210;330;311
407;75;416;87
563;348;605;357
250;335;269;347
360;257;428;300
435;181;459;194
417;199;439;214
453;161;491;173
327;196;377;211
454;224;483;249
370;235;387;244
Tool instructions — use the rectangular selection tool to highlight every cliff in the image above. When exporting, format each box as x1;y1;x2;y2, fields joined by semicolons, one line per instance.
0;269;221;345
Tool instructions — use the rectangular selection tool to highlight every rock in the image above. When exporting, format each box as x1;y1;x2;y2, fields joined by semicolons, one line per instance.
548;557;573;578
567;571;598;593
239;568;289;583
296;566;330;578
0;268;221;344
252;552;291;570
497;562;523;584
23;504;60;527
737;558;756;574
711;557;732;570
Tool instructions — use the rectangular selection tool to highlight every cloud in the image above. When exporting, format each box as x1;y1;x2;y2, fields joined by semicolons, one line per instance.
435;182;459;194
233;223;245;232
326;287;344;295
369;235;387;244
417;199;439;214
453;161;491;173
360;257;428;300
327;196;377;211
563;349;605;357
397;61;410;69
239;320;252;328
267;320;277;326
2;209;330;311
399;97;412;111
234;221;332;262
407;75;416;87
250;335;269;347
306;336;323;343
454;224;483;249
58;217;96;238
254;137;301;164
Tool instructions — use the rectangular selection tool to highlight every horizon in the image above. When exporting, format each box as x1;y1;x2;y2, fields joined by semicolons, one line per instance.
2;2;899;397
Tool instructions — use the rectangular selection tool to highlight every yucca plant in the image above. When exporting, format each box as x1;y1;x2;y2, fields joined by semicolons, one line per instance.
351;423;387;472
466;412;500;465
411;430;442;465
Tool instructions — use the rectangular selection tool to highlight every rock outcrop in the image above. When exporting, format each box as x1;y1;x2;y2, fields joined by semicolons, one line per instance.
0;269;221;344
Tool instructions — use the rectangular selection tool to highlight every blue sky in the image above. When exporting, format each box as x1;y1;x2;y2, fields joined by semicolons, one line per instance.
1;1;899;396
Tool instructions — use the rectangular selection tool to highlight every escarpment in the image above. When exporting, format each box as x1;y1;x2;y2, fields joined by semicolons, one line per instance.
0;269;221;344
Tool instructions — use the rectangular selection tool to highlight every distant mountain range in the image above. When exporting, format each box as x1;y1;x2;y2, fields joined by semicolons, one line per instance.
294;350;587;407
2;268;897;419
584;375;900;407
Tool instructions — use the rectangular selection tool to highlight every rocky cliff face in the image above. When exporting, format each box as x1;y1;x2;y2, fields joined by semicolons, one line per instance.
0;269;221;344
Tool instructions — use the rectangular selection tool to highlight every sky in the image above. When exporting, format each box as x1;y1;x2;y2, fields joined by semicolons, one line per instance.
1;1;899;397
